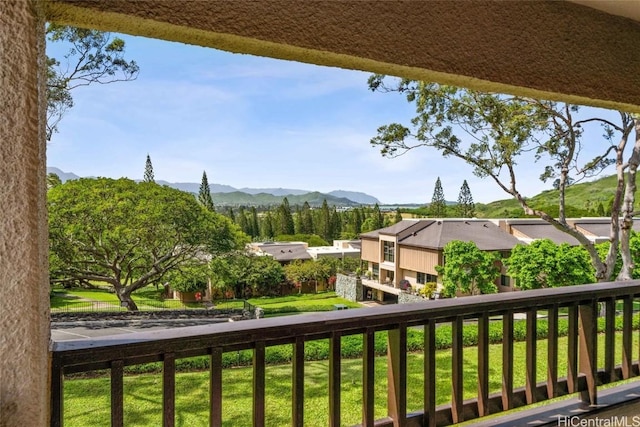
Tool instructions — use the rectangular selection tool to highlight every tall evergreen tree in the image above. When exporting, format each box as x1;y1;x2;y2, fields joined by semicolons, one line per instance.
352;208;363;235
429;177;446;217
278;197;295;235
372;203;384;229
143;154;155;183
226;207;235;222
250;207;260;238
294;205;303;234
456;180;475;218
237;206;250;235
331;208;342;240
262;211;274;239
198;171;215;212
320;199;331;241
301;201;314;234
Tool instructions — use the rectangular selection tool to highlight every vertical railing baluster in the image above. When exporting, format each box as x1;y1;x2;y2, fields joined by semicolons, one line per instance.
292;337;305;427
623;295;633;379
111;359;124;427
452;316;464;423
604;298;616;383
163;352;176;427
253;341;266;427
329;331;342;427
424;320;436;427
477;312;489;417
567;304;578;394
50;355;65;427
363;328;375;427
502;311;514;411
387;323;407;426
210;347;223;427
579;300;598;406
547;305;559;399
525;308;537;404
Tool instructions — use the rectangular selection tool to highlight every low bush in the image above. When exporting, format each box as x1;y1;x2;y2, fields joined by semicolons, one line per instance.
113;313;640;376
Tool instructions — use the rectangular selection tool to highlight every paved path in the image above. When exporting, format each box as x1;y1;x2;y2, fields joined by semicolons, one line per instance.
51;318;229;341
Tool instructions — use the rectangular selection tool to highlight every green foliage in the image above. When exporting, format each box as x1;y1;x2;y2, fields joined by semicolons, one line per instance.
284;260;331;288
274;234;329;247
418;282;437;298
48;178;247;309
435;241;499;297
209;252;284;298
198;171;215;211
165;262;209;293
371;203;384;229
506;239;596;289
47;172;62;190
474;174;626;218
456;179;475;217
46;24;139;140
429;177;446;217
277;197;295;235
143;154;154;183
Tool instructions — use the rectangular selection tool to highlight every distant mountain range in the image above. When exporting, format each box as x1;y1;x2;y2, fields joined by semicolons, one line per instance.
47;167;381;207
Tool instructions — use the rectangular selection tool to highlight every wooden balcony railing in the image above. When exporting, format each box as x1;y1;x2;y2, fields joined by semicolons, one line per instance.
50;281;640;427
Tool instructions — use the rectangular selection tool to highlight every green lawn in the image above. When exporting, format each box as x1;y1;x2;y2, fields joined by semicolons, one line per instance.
62;332;640;426
247;292;362;316
51;287;360;314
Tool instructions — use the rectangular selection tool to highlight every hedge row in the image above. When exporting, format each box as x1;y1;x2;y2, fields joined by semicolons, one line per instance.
121;313;640;375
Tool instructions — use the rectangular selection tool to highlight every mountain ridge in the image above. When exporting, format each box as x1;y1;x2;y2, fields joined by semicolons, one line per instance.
47;167;381;206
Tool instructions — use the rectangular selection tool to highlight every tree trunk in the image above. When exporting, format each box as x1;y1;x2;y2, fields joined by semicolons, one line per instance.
618;117;640;280
118;290;139;311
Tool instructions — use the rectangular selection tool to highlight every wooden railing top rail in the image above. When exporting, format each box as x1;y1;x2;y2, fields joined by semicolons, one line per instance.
51;280;640;370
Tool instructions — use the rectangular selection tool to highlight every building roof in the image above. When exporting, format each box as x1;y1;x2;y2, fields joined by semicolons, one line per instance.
508;221;581;245
360;220;433;239
572;218;640;238
251;242;312;262
399;220;521;251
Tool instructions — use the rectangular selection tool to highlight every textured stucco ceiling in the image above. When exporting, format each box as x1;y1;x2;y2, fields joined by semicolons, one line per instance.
570;0;640;23
45;0;640;112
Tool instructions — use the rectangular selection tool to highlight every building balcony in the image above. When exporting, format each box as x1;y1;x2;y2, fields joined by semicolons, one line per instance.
51;281;640;426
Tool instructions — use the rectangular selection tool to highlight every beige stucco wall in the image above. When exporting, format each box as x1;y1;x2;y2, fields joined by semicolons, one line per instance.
0;1;49;426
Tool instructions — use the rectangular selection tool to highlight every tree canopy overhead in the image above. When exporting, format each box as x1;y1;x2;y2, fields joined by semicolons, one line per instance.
48;178;247;310
369;75;639;282
46;24;139;140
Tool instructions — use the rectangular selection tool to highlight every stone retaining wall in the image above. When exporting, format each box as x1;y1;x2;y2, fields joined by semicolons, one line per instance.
335;274;362;302
397;292;426;304
51;308;251;323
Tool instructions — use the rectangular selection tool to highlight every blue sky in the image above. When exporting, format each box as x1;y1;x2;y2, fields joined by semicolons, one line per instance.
46;34;622;204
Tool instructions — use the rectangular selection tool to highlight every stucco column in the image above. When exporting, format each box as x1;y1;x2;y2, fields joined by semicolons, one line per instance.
0;1;49;426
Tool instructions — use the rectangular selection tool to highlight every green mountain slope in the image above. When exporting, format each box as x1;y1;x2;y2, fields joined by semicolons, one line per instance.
211;191;360;207
475;175;622;218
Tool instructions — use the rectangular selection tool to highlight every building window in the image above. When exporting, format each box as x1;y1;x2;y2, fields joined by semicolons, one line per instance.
372;263;379;280
383;241;395;262
500;275;510;287
417;272;438;284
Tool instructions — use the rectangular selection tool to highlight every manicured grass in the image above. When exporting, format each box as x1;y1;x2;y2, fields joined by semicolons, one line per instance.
51;287;358;313
62;332;640;427
247;292;361;316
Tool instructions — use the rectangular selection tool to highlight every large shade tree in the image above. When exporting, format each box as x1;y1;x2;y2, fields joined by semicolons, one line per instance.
48;178;247;310
369;76;639;282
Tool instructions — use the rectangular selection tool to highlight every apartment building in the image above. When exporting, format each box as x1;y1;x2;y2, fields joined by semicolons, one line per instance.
360;219;521;293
